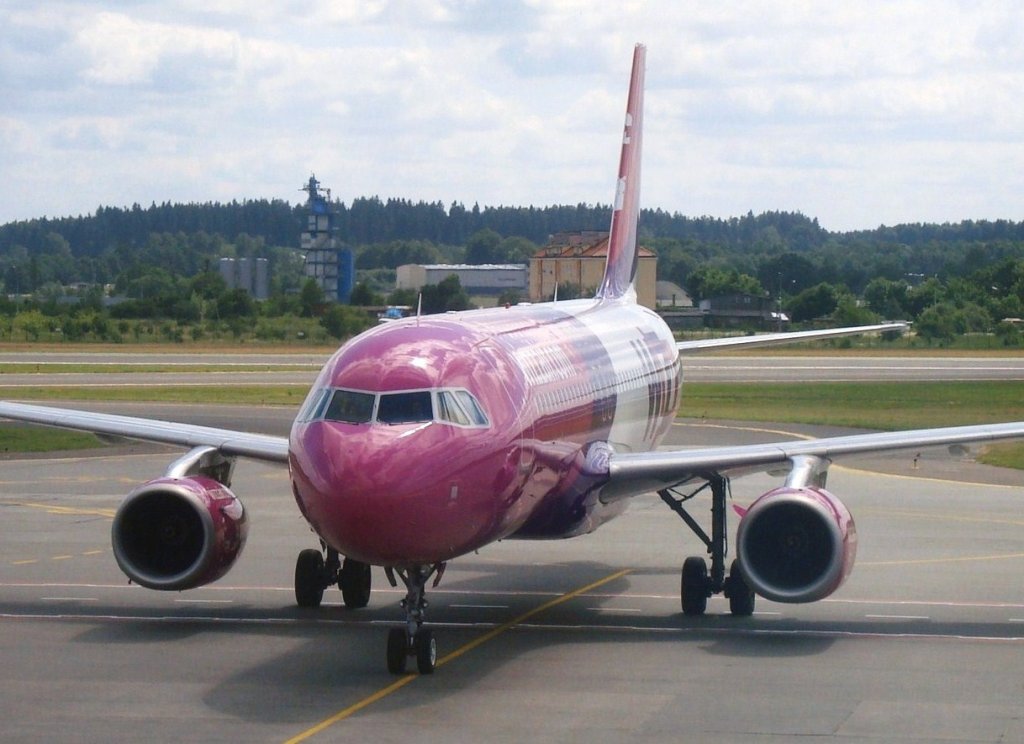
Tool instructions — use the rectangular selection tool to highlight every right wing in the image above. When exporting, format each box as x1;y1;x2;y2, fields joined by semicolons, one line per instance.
603;420;1024;501
0;401;289;463
677;322;908;353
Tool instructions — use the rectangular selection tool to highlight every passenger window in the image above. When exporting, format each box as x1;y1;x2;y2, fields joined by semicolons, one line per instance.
377;391;433;424
324;390;375;424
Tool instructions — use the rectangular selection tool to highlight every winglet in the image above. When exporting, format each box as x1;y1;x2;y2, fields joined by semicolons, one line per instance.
597;43;646;303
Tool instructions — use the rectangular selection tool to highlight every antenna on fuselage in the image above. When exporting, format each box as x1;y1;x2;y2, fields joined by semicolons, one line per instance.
552;283;558;303
416;293;422;322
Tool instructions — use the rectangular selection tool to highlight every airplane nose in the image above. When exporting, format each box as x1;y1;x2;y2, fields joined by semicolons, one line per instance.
290;421;518;565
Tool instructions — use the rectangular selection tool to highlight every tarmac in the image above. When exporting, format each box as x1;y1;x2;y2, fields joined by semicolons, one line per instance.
1;406;1022;742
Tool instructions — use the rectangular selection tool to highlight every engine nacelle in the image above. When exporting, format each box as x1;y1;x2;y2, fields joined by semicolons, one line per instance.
111;475;248;591
735;486;857;603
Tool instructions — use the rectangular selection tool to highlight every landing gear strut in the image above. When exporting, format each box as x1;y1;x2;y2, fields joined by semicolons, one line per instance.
384;563;444;675
659;472;754;617
293;545;372;609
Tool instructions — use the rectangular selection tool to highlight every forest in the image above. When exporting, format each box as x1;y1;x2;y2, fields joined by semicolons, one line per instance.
0;197;1023;346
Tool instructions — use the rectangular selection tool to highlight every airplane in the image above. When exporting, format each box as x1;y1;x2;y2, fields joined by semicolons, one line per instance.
2;43;1024;676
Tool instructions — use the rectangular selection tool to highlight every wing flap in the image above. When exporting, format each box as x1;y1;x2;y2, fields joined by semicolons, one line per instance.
0;401;289;463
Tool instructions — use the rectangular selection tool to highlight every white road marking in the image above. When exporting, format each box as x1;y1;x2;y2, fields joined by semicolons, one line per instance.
174;599;234;605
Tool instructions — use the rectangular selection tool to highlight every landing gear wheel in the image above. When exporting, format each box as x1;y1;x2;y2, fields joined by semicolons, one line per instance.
295;549;325;608
681;556;709;616
415;628;437;675
386;628;408;675
340;558;372;609
725;559;755;617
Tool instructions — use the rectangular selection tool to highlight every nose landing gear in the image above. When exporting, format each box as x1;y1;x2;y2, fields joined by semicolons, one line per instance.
384;563;445;675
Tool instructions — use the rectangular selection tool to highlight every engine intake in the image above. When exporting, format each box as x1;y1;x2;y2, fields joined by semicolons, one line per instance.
736;486;856;603
111;476;248;591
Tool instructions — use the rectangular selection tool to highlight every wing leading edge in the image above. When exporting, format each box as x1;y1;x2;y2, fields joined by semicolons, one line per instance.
0;401;289;463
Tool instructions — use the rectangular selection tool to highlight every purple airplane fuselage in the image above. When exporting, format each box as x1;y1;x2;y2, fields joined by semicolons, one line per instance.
288;297;680;567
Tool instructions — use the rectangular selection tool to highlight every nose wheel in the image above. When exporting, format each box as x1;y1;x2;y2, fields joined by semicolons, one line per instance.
384;563;444;674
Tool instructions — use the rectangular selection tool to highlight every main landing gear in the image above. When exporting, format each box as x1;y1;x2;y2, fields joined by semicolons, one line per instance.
294;545;372;609
384;563;445;675
659;472;755;617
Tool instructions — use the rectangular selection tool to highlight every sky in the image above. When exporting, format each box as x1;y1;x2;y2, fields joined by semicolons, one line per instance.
2;1;1023;232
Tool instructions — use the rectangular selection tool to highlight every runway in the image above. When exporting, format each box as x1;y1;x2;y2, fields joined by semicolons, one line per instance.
0;352;1021;387
1;409;1022;742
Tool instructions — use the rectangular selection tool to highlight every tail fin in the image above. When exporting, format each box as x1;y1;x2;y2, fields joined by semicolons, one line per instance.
597;43;646;303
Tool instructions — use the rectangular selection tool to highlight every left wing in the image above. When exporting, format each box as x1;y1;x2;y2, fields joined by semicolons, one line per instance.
603;420;1024;501
0;401;289;462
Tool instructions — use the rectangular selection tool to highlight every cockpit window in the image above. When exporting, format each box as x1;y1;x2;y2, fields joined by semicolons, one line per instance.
377;391;434;425
307;387;489;428
437;390;471;426
297;388;331;422
437;390;489;427
324;390;375;424
455;390;488;426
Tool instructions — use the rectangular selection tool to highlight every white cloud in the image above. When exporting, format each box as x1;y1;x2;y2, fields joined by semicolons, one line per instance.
1;0;1023;229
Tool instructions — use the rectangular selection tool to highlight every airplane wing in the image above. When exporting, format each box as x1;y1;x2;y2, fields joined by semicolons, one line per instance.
603;420;1024;501
0;401;289;463
677;322;908;353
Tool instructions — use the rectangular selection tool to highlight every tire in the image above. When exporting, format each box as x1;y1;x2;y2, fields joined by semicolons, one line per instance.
294;549;325;608
387;628;408;675
726;559;755;617
681;556;709;616
415;628;437;675
340;558;372;609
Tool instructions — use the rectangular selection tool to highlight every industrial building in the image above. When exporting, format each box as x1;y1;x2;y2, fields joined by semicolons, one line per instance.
528;231;657;308
396;264;527;295
300;175;355;303
218;257;269;300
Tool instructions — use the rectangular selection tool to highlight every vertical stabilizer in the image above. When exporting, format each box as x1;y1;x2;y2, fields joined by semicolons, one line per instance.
597;43;646;303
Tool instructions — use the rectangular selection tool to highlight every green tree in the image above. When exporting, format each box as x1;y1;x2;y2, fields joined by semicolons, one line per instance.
321;305;374;340
13;310;48;341
299;279;324;317
495;236;536;263
216;289;255;319
831;297;880;326
786;283;840;322
420;275;470;314
464;228;503;264
387;288;418;307
915;303;957;344
863;277;909;319
685;266;765;301
190;271;227;300
350;282;383;306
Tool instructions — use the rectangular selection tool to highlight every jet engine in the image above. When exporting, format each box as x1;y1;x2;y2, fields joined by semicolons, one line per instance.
735;486;856;603
111;475;248;591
